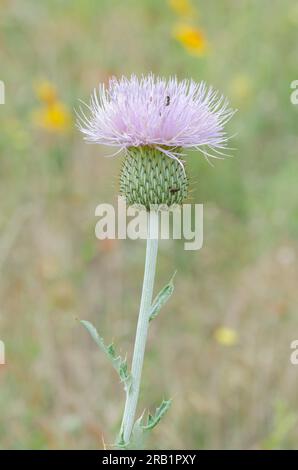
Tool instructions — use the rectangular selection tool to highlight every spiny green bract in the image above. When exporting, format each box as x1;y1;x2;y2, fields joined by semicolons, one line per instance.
119;147;189;210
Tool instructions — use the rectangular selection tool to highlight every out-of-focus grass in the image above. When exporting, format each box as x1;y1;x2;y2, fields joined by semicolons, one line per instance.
0;0;298;449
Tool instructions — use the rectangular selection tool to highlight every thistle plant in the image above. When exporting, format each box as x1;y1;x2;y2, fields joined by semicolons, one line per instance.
78;74;234;448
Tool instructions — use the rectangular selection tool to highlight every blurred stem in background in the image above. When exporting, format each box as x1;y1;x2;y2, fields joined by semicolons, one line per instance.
119;211;159;445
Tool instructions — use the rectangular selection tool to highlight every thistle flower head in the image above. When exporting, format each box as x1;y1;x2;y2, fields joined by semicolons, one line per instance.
78;74;234;162
78;74;235;208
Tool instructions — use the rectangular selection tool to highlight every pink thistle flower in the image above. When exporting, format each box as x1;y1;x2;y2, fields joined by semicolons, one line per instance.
77;74;235;164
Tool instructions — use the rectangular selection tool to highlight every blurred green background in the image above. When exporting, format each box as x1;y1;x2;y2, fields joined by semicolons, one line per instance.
1;0;298;449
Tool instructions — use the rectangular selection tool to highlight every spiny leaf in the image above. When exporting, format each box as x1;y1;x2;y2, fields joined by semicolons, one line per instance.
127;413;146;450
115;413;145;450
114;432;126;450
149;272;176;322
80;320;131;392
117;400;172;449
143;399;172;431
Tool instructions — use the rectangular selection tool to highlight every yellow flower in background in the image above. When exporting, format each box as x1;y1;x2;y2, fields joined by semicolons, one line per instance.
35;81;57;105
173;24;208;56
168;0;196;18
33;81;72;133
214;327;238;347
229;74;252;104
33;101;71;132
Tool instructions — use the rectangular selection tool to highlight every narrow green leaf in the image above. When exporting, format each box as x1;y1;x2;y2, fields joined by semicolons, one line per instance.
149;271;176;322
143;399;172;431
80;320;131;392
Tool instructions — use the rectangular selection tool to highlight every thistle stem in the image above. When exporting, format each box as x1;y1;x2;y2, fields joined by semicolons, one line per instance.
119;210;159;445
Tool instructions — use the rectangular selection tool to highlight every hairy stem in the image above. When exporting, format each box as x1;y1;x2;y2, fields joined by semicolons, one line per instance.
119;210;159;445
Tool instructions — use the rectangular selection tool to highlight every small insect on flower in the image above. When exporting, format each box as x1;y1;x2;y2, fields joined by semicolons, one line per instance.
77;74;234;208
170;187;179;194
